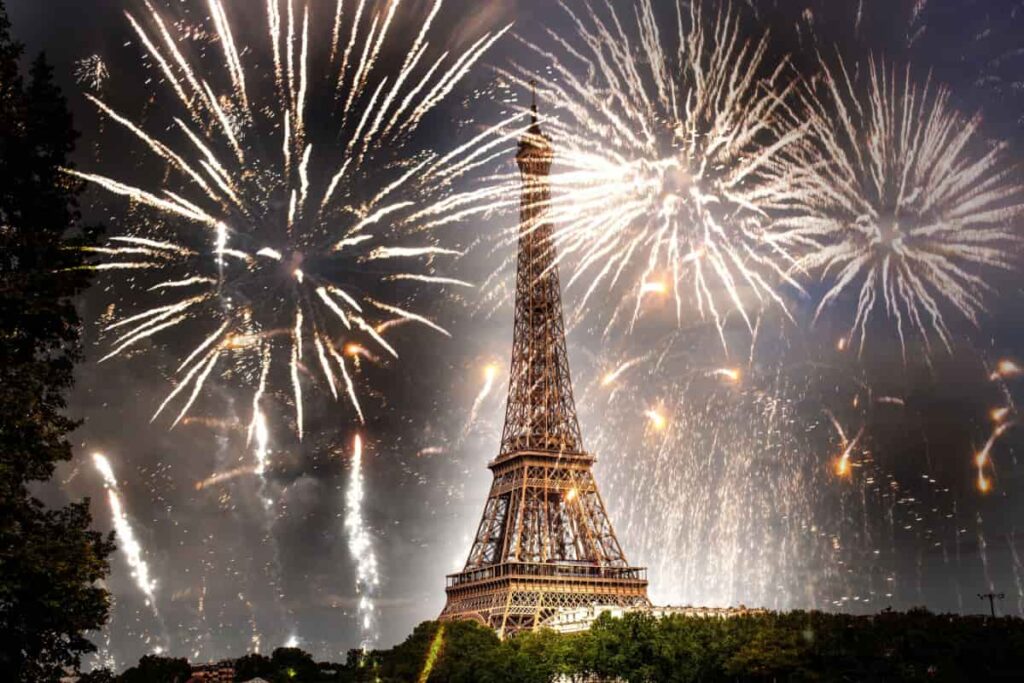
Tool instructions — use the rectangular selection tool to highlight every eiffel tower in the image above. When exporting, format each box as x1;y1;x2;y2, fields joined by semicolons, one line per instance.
440;103;649;637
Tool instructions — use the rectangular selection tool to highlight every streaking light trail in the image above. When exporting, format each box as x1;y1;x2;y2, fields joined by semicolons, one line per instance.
344;435;379;650
93;453;159;614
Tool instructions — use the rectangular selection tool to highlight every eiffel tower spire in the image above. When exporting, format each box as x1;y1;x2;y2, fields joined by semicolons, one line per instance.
440;101;648;637
499;87;583;458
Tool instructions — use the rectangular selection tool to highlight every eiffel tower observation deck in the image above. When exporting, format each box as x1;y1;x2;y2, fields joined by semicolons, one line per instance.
440;102;649;637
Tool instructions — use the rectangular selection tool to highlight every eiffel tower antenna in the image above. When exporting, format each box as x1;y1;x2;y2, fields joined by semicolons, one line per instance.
440;95;649;637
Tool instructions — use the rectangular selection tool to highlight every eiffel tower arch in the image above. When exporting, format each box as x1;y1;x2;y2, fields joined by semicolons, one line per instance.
440;104;649;637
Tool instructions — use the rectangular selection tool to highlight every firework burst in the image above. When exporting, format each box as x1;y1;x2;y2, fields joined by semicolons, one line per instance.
74;54;110;92
70;0;508;439
778;56;1023;356
428;1;807;348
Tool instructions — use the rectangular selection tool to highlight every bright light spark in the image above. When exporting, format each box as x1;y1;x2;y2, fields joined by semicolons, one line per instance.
74;0;506;434
991;359;1023;381
712;368;741;383
640;280;668;296
827;413;863;479
253;410;270;478
991;407;1011;423
345;434;379;650
645;408;667;432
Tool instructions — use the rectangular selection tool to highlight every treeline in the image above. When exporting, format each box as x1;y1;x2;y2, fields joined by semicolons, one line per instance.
82;609;1024;682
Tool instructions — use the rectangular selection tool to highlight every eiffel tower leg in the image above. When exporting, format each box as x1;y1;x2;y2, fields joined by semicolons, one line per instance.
498;589;514;639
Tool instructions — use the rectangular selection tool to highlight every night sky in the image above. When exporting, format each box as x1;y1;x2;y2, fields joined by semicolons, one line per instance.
8;0;1024;670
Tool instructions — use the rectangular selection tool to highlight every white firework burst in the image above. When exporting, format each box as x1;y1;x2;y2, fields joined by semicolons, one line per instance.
425;1;807;348
69;0;508;439
74;54;110;91
778;55;1023;356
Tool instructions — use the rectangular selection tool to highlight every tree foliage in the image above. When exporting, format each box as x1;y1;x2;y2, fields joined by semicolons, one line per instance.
99;609;1024;682
0;1;112;680
119;655;191;683
377;610;1024;682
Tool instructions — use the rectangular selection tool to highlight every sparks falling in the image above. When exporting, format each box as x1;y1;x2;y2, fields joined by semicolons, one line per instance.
344;434;379;650
778;56;1023;356
93;453;159;614
976;359;1021;493
73;0;509;439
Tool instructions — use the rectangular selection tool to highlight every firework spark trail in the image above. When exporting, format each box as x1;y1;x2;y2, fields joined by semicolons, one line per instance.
427;0;807;349
579;323;977;614
344;435;379;650
584;350;826;611
826;410;863;478
460;363;500;440
600;355;648;389
418;625;446;682
72;0;508;437
195;465;256;490
92;453;161;620
775;56;1023;357
974;358;1021;493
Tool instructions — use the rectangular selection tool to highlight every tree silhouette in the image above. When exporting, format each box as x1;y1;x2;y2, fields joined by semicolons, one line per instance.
0;2;112;680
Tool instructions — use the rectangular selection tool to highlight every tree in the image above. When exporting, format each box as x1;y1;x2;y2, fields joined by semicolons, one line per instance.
723;618;809;680
269;647;319;681
0;1;111;680
77;668;116;683
119;655;191;683
497;628;566;683
234;652;274;682
372;621;505;683
420;621;505;683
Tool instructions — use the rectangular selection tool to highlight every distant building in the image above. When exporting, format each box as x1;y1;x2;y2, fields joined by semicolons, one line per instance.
187;661;235;682
546;604;767;634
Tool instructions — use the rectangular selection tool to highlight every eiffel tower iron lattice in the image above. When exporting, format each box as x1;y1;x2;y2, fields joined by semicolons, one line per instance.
440;105;649;637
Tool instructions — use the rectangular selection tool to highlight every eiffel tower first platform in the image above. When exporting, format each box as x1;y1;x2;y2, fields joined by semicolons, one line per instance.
440;105;649;637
